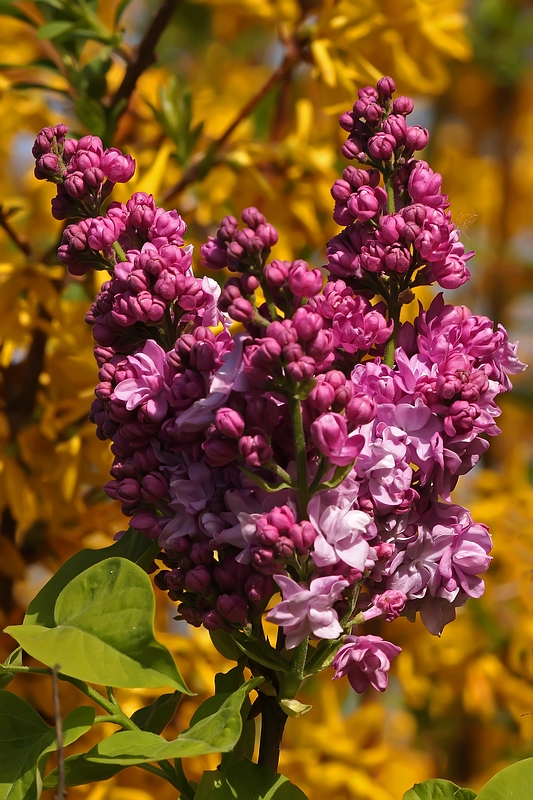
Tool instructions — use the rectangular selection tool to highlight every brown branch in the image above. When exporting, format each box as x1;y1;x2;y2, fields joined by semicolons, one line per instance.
0;207;32;257
52;664;66;800
161;45;300;204
109;0;181;115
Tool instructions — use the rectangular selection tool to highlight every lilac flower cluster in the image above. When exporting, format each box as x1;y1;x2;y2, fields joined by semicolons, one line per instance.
35;77;525;696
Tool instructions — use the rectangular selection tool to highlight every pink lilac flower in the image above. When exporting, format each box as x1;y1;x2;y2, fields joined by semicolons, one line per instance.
266;574;349;649
332;635;401;692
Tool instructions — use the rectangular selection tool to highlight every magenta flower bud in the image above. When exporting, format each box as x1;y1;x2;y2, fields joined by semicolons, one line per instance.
392;95;414;115
84;166;105;189
256;521;280;545
331;179;352;202
310;412;363;466
375;542;394;560
404;125;429;153
101;147;136;182
203;436;237;466
288;521;316;553
245;573;274;603
250;545;278;574
268;505;295;531
130;509;161;540
251;338;282;368
64;171;87;199
264;259;291;286
364;590;407;622
141;472;169;502
282;342;303;363
339;111;355;132
216;215;238;243
256;222;279;249
185;565;212;593
217;594;249;625
245;397;282;431
444;400;480;436
127;192;157;230
190;542;213;567
201;236;227;269
292;307;323;340
347;186;387;223
238;430;273;467
384;244;411;274
266;320;297;347
202;610;225;631
377;76;396;99
367;133;397;160
164;569;185;592
77;135;104;155
308;380;336;412
87;215;126;250
241;206;266;229
214;558;252;592
229;297;254;323
341;138;365;160
286;356;315;382
177;605;201;627
382;114;407;144
345;393;377;426
363;103;383;125
215;407;245;438
35;153;63;181
358;85;379;101
275;536;295;558
288;260;323;297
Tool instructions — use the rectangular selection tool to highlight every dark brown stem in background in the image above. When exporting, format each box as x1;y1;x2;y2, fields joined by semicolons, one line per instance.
162;45;300;203
52;665;66;800
258;694;288;772
109;0;181;114
0;207;32;257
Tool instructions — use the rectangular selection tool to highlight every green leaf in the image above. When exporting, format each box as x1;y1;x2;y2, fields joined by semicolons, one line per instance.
232;632;290;673
130;691;181;734
37;20;76;39
403;779;477;799
214;664;245;695
79;678;262;766
6;558;190;693
209;630;243;662
279;699;312;719
193;760;309;799
24;529;158;628
43;757;123;790
0;691;94;800
0;647;22;689
477;757;533;799
11;83;70;95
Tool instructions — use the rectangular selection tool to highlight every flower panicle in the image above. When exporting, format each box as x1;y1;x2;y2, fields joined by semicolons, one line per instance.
33;75;526;695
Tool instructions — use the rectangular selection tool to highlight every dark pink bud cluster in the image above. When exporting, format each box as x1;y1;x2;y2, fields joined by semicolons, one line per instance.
201;207;278;272
33;126;136;221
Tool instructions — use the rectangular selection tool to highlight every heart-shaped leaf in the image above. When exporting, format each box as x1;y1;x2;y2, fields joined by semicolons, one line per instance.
403;779;477;799
6;558;189;692
193;760;308;799
476;757;533;799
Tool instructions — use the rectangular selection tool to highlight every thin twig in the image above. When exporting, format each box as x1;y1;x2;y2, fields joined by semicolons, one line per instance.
0;207;32;257
161;45;300;203
109;0;181;114
52;665;66;800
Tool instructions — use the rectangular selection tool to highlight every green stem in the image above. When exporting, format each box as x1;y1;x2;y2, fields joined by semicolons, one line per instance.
280;638;308;699
112;241;128;263
385;179;395;215
139;763;175;782
262;281;279;321
289;394;309;519
174;759;195;799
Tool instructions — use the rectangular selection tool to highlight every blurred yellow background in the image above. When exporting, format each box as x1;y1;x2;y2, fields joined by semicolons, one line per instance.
1;0;533;797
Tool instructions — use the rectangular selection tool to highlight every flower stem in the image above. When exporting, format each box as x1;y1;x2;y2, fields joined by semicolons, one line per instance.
257;693;288;772
289;394;309;519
